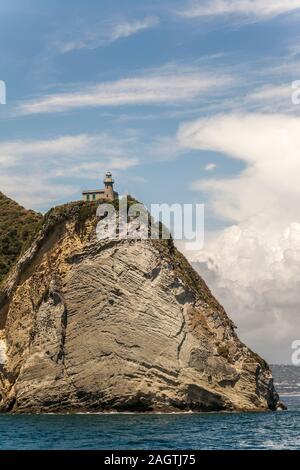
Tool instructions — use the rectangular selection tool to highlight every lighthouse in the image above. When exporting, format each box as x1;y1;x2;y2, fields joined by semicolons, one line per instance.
104;171;115;200
82;172;119;202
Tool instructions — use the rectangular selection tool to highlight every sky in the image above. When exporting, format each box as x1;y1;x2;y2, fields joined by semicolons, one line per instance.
1;0;300;363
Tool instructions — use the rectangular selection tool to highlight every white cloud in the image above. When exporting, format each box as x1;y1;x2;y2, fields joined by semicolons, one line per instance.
17;67;233;115
53;157;138;178
0;134;138;161
247;84;292;103
179;0;300;21
56;16;159;53
179;113;300;363
204;163;217;171
0;135;92;161
191;223;300;364
242;83;297;113
106;16;159;44
0;173;77;211
0;133;139;209
0;130;183;210
149;135;184;161
288;42;300;58
179;113;300;225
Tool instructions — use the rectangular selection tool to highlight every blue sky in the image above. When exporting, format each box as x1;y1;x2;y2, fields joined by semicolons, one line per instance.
1;0;300;361
0;0;299;214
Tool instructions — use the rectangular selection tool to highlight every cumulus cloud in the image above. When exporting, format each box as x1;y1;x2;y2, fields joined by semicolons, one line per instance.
179;113;300;227
179;0;300;21
192;223;300;364
55;16;159;53
17;67;233;115
178;113;300;363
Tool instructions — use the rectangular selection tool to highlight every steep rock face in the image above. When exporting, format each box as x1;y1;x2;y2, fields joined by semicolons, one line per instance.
0;201;281;412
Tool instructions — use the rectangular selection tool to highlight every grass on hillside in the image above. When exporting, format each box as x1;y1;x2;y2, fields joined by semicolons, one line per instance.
0;192;42;282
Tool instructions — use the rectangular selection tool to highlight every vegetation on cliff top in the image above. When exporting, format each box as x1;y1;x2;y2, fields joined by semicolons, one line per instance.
0;195;138;284
0;192;42;282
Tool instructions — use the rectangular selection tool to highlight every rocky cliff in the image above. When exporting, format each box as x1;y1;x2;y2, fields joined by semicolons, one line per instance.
0;200;282;413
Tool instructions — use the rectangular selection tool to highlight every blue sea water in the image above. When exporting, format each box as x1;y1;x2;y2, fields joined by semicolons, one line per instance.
0;366;299;450
0;395;299;450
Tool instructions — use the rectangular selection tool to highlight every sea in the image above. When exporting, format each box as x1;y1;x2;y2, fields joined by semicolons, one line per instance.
0;365;299;450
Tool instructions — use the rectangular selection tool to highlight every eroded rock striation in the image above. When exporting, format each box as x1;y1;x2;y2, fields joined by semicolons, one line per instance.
0;200;282;413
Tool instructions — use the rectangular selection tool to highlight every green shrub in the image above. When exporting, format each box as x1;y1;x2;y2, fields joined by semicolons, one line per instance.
0;192;42;282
